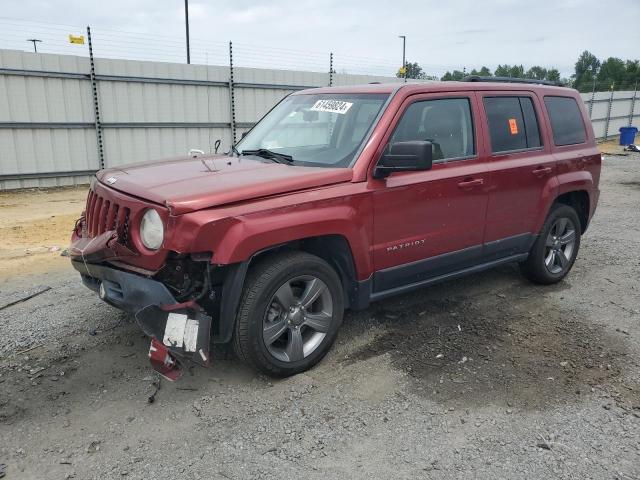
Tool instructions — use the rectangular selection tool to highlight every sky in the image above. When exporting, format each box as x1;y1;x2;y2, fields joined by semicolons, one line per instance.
1;0;639;78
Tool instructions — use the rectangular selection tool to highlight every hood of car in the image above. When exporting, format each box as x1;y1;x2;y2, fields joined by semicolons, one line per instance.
96;155;353;215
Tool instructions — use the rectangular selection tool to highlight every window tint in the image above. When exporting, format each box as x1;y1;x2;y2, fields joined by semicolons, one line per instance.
390;98;475;161
484;96;542;153
544;96;586;146
520;97;542;148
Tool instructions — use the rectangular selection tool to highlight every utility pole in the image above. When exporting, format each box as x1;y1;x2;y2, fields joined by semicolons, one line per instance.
184;0;191;64
26;39;42;53
398;35;406;82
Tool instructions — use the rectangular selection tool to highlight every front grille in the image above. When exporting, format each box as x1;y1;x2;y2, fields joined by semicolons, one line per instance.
85;189;130;239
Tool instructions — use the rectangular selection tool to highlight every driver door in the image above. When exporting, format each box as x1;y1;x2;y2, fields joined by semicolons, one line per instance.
369;93;490;293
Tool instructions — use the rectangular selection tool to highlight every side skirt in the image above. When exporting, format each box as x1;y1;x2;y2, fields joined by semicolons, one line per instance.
368;253;528;303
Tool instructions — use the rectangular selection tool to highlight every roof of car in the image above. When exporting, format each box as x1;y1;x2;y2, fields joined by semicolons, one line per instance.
295;81;574;96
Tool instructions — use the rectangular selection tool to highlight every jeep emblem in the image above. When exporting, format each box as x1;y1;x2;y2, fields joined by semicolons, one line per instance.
106;176;117;184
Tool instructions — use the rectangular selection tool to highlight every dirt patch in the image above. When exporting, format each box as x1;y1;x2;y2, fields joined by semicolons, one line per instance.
345;268;636;412
0;186;87;280
598;138;626;155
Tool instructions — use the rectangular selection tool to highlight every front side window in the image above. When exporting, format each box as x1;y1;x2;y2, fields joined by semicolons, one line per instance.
390;98;475;161
544;96;587;146
237;93;388;168
484;96;542;153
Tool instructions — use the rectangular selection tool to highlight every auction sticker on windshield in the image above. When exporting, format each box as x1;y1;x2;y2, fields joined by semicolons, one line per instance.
310;99;353;114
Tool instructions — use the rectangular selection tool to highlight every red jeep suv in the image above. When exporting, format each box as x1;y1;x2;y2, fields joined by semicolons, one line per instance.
70;78;601;378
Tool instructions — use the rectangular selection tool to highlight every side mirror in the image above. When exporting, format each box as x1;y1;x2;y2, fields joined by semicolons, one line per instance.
373;141;433;179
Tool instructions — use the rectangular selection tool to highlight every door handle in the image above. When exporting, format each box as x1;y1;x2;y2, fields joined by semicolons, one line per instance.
457;178;484;189
532;166;552;177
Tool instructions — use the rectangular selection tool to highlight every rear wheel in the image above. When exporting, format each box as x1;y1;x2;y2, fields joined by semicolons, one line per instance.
233;251;344;377
521;204;581;284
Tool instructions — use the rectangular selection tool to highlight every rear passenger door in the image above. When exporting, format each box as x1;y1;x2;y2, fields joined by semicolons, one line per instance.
480;92;557;259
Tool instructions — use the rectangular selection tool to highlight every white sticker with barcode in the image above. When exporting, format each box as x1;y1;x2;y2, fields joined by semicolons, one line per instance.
309;99;353;115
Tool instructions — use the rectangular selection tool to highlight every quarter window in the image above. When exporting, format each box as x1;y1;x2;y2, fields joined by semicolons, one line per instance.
390;98;475;161
544;96;587;146
484;96;542;153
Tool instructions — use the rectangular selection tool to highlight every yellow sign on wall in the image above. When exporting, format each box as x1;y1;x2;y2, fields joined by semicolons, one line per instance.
68;35;85;45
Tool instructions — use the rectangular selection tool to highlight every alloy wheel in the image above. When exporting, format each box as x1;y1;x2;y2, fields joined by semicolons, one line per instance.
544;217;577;274
262;275;334;362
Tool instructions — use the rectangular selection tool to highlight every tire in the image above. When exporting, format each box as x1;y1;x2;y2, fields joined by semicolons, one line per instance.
520;203;581;285
233;251;344;377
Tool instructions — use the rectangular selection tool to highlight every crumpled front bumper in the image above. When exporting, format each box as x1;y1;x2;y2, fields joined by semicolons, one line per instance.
71;260;212;380
72;260;176;313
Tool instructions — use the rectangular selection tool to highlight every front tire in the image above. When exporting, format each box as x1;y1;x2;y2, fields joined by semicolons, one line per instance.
521;204;581;285
233;251;344;377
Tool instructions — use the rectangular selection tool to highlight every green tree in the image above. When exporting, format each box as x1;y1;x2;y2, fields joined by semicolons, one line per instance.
440;70;466;81
509;65;525;78
397;61;427;79
493;64;524;78
597;57;626;90
546;68;561;83
624;60;640;90
573;50;600;92
470;66;492;77
494;64;510;77
526;66;548;80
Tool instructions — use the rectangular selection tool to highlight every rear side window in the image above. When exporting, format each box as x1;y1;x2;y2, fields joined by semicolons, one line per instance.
544;96;586;146
483;96;542;153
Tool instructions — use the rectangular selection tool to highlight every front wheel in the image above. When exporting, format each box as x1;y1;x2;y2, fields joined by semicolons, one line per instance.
521;204;581;285
233;251;344;377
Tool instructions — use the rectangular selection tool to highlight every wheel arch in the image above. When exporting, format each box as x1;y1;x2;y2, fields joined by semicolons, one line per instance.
554;190;590;233
215;234;367;344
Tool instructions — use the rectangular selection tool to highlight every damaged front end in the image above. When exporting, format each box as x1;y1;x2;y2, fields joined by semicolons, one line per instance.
138;306;212;381
70;185;216;381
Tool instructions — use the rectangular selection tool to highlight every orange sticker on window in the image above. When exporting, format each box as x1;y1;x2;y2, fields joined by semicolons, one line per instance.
508;118;519;135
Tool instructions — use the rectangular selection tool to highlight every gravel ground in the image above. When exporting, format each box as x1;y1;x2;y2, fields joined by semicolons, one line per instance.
1;154;639;480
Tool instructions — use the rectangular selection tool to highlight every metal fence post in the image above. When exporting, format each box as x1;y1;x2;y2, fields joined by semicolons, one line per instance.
87;26;105;169
228;41;236;147
629;81;638;127
588;78;596;119
329;52;333;87
604;86;614;141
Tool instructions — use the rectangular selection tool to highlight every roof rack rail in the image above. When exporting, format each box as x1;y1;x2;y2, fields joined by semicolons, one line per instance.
461;75;562;87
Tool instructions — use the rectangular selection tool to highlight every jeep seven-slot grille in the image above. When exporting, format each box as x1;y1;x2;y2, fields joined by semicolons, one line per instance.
85;189;130;241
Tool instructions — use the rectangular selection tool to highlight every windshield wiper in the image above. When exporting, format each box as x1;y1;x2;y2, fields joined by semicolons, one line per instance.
241;148;294;164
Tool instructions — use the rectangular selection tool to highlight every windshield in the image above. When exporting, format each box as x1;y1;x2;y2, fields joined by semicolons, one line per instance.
236;93;389;168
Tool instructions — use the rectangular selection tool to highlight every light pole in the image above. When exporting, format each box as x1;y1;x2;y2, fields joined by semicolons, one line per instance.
184;0;191;64
27;39;42;53
398;35;406;82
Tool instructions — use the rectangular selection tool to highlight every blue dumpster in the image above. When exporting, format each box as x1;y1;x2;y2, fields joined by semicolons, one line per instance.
619;126;638;145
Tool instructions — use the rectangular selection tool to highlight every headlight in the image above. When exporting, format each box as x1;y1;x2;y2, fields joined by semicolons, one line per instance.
140;209;164;250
